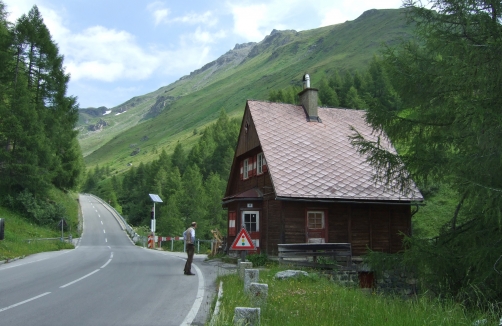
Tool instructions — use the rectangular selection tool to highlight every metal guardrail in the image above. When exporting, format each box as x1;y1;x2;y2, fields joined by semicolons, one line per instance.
25;237;73;243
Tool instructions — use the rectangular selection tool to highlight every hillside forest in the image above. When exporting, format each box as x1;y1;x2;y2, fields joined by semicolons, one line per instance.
0;0;501;313
0;4;84;225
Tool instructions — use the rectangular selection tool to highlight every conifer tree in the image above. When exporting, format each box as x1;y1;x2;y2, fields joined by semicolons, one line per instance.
0;4;82;197
352;0;502;306
318;77;340;107
344;86;367;109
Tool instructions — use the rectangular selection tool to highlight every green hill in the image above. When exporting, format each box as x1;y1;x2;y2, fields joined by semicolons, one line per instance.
79;8;414;173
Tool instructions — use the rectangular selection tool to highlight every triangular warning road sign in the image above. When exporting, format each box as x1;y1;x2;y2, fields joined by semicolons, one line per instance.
230;228;256;250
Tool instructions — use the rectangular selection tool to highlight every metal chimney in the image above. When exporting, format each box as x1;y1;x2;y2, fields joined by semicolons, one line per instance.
299;74;320;122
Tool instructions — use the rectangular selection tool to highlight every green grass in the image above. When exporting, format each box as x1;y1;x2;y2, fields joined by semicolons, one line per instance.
210;265;492;326
0;190;79;261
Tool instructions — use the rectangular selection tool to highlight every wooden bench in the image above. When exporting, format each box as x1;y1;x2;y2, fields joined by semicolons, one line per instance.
278;243;353;269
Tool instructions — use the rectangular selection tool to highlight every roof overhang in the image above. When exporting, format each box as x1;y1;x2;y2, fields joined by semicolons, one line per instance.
275;196;424;206
222;188;263;205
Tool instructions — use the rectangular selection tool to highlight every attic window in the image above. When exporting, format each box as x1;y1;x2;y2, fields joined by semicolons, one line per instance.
257;152;265;174
245;121;249;133
243;158;249;179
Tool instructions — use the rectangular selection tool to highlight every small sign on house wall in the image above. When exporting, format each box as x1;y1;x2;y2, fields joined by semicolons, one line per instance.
247;203;253;208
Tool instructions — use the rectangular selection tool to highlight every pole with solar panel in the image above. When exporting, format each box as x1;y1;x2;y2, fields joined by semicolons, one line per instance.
149;194;163;249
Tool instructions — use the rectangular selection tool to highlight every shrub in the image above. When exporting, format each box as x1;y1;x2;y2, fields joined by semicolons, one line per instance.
246;253;269;266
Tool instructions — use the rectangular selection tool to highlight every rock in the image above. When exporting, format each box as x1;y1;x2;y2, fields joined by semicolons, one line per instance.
249;283;268;307
234;307;260;326
274;270;308;280
244;269;259;293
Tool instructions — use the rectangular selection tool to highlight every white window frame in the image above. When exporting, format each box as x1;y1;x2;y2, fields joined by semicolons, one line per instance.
242;211;259;232
307;211;325;229
243;158;249;179
257;153;264;175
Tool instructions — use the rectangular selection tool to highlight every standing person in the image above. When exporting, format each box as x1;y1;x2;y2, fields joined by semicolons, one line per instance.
183;222;197;275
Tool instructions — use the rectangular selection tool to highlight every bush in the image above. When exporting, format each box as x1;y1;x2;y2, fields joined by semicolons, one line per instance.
246;253;269;266
4;190;67;227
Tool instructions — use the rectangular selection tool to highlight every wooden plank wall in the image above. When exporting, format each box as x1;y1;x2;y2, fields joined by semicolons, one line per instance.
272;201;411;256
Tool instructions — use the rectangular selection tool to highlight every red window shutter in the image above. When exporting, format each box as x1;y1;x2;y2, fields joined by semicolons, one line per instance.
229;211;236;236
263;156;268;172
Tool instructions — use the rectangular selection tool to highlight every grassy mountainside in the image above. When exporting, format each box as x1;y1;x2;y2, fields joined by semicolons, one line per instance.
80;8;414;173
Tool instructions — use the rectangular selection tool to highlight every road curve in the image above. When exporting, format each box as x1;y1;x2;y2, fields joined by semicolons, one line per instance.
0;194;209;326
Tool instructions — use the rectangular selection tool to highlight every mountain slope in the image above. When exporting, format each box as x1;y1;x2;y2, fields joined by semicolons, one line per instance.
80;8;414;172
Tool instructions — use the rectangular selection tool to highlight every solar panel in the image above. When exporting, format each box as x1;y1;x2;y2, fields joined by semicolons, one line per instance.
149;194;163;203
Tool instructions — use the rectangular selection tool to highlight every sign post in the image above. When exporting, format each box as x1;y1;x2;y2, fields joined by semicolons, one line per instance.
148;194;163;249
58;218;67;242
230;227;256;261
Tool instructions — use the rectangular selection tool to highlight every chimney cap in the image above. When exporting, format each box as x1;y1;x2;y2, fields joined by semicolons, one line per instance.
302;74;310;88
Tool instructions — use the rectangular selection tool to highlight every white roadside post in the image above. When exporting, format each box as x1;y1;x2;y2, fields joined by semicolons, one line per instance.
149;194;163;249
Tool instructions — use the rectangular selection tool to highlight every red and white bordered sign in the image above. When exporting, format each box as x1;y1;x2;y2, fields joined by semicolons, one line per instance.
230;228;256;250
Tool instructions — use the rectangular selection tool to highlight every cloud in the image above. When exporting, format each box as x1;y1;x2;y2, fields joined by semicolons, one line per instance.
147;2;217;27
315;0;404;26
228;0;404;41
4;1;214;85
147;1;170;25
228;0;308;41
171;11;218;26
184;27;227;44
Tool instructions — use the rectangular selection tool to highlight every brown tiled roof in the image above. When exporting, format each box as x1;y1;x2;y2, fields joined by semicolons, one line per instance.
248;100;423;202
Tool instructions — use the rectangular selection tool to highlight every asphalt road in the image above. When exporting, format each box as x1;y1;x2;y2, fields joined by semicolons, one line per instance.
0;194;233;326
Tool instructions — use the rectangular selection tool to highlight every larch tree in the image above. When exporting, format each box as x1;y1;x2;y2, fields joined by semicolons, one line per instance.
351;0;502;306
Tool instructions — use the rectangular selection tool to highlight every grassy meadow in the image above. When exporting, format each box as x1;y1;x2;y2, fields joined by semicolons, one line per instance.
210;265;496;326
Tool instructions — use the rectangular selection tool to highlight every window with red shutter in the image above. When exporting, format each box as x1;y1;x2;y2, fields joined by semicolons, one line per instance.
229;211;236;236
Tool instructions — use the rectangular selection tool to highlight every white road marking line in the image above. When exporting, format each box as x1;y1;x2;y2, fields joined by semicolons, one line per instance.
103;229;106;234
60;269;100;288
101;221;103;225
0;292;51;313
100;252;113;269
180;263;204;326
105;238;108;243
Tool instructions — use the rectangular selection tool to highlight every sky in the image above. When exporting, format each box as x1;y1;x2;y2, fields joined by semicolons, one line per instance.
4;0;404;109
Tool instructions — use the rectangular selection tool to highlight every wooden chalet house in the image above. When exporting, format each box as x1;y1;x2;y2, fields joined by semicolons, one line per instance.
222;75;423;257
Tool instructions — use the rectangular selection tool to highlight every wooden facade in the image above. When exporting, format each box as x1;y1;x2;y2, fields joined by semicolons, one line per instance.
223;99;421;257
224;194;411;256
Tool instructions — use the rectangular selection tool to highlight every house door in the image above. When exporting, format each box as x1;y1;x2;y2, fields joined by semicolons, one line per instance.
242;211;260;253
306;210;327;243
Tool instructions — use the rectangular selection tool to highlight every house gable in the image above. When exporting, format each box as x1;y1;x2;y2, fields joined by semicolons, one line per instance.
224;103;271;198
236;103;261;157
